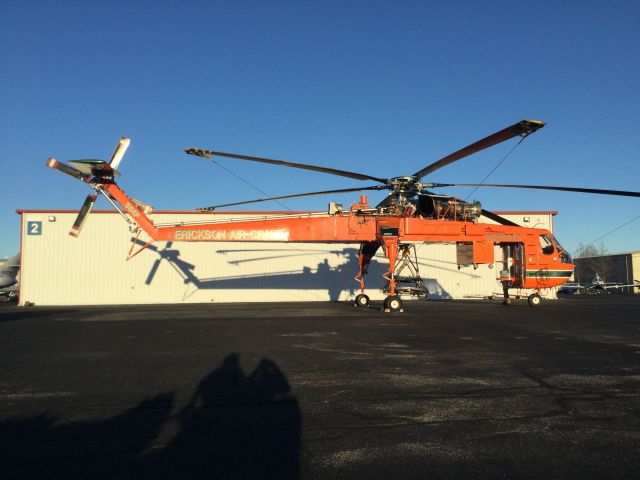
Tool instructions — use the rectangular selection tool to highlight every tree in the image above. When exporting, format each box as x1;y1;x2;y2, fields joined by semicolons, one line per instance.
574;242;612;283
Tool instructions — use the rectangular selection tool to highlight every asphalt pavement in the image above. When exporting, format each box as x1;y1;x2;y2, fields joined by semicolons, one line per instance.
1;297;639;479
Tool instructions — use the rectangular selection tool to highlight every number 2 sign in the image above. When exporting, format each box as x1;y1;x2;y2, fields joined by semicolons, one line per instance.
27;221;42;235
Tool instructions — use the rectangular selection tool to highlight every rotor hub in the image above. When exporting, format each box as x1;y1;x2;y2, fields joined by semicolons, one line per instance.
387;176;421;193
384;176;423;208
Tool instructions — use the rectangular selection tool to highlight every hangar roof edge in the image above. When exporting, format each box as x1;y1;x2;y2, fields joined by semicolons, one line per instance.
16;209;559;215
16;209;319;215
576;250;640;258
494;211;558;215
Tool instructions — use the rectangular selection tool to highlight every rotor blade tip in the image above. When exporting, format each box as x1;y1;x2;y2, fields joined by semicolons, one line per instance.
524;119;546;129
185;148;212;159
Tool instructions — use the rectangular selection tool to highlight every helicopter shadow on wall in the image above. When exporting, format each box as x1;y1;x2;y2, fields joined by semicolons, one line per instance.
132;240;484;301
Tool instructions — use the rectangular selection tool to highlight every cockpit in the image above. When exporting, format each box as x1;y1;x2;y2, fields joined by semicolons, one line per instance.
538;234;572;264
552;234;572;264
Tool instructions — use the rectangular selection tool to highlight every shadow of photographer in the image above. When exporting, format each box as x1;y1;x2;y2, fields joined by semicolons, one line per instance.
0;354;301;480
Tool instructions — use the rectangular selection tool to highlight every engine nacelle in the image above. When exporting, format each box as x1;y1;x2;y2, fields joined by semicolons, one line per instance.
417;194;482;222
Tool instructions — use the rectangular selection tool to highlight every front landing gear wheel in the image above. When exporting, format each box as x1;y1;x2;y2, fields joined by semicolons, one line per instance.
354;294;370;308
528;293;542;307
384;295;403;312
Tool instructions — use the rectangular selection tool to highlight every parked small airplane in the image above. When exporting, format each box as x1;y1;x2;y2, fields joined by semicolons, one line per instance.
0;253;20;300
557;273;640;295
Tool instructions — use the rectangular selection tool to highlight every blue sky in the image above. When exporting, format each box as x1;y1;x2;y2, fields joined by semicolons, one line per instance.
1;0;639;258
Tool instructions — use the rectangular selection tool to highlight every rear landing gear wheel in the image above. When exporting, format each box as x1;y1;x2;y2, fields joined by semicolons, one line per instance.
354;294;370;308
384;295;403;312
528;293;542;307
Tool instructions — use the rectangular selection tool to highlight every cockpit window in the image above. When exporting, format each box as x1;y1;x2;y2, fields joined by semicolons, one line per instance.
539;234;554;255
552;235;573;263
560;251;572;264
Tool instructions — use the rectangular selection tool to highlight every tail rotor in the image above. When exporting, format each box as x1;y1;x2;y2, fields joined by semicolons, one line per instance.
46;137;131;238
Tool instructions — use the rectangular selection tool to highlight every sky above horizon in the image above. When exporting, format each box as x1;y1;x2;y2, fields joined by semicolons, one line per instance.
1;0;639;258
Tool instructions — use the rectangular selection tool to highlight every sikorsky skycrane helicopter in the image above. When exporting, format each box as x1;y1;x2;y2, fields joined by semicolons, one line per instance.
46;120;640;310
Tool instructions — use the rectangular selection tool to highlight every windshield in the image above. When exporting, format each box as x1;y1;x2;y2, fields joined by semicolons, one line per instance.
552;235;573;264
539;234;554;255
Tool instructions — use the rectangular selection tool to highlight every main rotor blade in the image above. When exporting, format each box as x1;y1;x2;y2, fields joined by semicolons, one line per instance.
480;209;520;227
413;120;545;180
197;185;386;211
186;148;389;184
427;183;640;198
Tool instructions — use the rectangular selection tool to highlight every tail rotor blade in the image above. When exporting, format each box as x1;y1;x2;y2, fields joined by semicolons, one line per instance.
46;158;93;182
69;194;97;238
108;137;131;171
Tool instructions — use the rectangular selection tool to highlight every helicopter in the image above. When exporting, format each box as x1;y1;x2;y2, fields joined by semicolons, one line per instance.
46;120;640;311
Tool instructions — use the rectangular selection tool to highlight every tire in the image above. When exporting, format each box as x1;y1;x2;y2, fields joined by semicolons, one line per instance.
528;293;542;307
384;295;403;312
354;294;370;308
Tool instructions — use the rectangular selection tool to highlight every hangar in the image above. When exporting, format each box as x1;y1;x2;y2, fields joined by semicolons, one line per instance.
574;250;640;294
16;209;557;306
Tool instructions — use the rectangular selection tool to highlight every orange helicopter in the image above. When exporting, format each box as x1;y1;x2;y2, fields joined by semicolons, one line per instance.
46;120;640;310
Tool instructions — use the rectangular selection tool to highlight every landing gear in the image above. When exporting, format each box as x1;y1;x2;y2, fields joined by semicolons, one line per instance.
527;293;542;307
387;244;429;298
355;240;423;313
354;294;370;308
383;295;403;312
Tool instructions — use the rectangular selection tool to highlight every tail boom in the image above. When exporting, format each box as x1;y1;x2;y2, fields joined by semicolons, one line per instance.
103;183;159;240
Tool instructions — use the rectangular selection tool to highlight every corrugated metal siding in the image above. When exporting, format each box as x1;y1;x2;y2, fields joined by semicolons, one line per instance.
20;211;555;306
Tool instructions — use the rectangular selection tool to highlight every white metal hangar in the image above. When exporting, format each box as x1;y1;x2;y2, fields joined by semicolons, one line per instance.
16;209;557;306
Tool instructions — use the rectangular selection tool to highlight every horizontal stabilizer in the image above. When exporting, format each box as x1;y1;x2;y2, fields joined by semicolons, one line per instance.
67;159;119;178
132;198;153;214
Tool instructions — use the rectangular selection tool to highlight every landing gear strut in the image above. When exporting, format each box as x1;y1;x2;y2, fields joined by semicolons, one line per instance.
354;241;379;308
